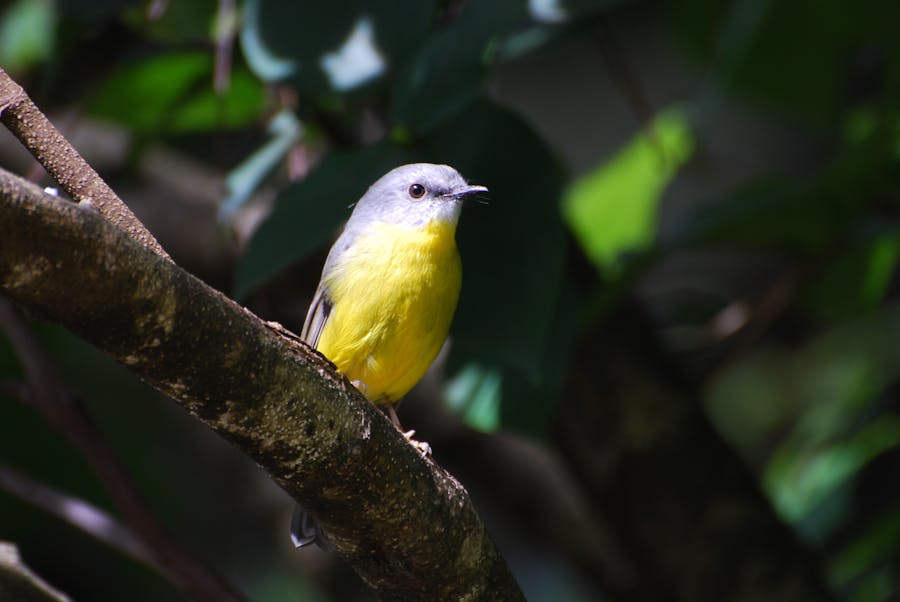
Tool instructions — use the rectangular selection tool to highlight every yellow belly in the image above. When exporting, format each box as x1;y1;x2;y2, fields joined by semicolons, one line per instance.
317;220;462;404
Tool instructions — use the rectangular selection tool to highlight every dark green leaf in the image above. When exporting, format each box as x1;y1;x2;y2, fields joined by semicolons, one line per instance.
664;177;838;252
670;0;900;127
233;142;414;299
422;100;568;382
123;0;217;44
390;0;527;134
89;52;264;133
801;224;900;323
243;0;438;94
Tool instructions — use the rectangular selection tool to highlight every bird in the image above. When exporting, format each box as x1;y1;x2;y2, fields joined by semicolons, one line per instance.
290;163;487;548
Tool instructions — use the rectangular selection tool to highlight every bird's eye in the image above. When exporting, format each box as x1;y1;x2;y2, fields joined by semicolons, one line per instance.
408;183;426;199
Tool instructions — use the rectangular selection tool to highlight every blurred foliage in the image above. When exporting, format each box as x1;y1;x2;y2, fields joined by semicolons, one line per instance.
0;0;56;75
90;52;265;134
2;0;900;600
564;107;694;278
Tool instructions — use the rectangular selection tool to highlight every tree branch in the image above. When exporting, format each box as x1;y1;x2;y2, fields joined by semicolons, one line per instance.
556;302;834;601
0;297;245;602
0;166;523;600
0;68;168;259
0;542;72;602
0;464;156;573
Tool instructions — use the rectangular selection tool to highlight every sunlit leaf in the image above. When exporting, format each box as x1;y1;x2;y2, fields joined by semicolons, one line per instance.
766;416;900;524
563;107;694;278
444;363;502;432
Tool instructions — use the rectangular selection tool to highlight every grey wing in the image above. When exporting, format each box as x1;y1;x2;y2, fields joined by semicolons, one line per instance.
292;286;333;550
301;286;333;347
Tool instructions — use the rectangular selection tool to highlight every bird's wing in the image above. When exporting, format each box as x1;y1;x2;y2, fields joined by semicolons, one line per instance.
301;285;333;347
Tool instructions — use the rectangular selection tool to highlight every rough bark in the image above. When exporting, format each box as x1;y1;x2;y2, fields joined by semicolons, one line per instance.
0;68;168;259
0;167;523;601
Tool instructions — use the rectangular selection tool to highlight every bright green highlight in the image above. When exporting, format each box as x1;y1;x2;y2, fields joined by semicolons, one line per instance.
766;416;900;523
444;363;502;432
562;107;694;277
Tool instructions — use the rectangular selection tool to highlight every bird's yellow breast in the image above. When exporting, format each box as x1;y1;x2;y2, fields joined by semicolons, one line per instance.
317;219;461;404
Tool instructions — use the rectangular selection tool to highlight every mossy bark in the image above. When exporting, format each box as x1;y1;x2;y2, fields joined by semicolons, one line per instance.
0;167;522;601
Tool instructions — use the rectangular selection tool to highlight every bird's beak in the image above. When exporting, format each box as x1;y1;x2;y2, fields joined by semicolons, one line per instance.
446;184;488;200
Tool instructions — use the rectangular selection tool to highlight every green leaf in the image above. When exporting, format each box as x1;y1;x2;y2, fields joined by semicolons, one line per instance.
670;0;900;127
123;0;217;44
829;508;900;589
444;363;503;433
422;101;568;380
168;67;265;132
708;304;900;540
563;107;694;278
233;142;414;299
0;0;56;74
665;176;836;252
801;225;900;323
89;52;264;133
389;25;489;134
243;0;438;94
390;0;526;134
766;416;900;525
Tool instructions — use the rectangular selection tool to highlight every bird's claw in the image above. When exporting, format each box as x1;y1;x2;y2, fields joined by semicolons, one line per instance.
402;429;431;457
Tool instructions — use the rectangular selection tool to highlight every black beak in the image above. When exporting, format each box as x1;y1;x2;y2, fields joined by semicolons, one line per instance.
446;184;488;200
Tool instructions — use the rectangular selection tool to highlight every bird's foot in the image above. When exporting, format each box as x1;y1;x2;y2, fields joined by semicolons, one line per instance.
402;429;432;457
386;405;431;456
350;379;368;396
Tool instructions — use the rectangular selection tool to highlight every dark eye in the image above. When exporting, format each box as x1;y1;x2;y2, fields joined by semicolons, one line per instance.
408;183;426;199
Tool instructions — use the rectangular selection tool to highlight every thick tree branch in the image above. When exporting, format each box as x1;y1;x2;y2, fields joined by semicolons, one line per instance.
0;68;168;259
0;167;523;601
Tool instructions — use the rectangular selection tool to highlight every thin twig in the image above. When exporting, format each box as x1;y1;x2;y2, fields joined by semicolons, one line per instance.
214;0;237;94
0;464;157;571
0;541;72;602
592;19;661;154
0;68;169;259
0;298;245;602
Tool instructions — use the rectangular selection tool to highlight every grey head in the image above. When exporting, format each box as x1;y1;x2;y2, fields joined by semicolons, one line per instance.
344;163;487;233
